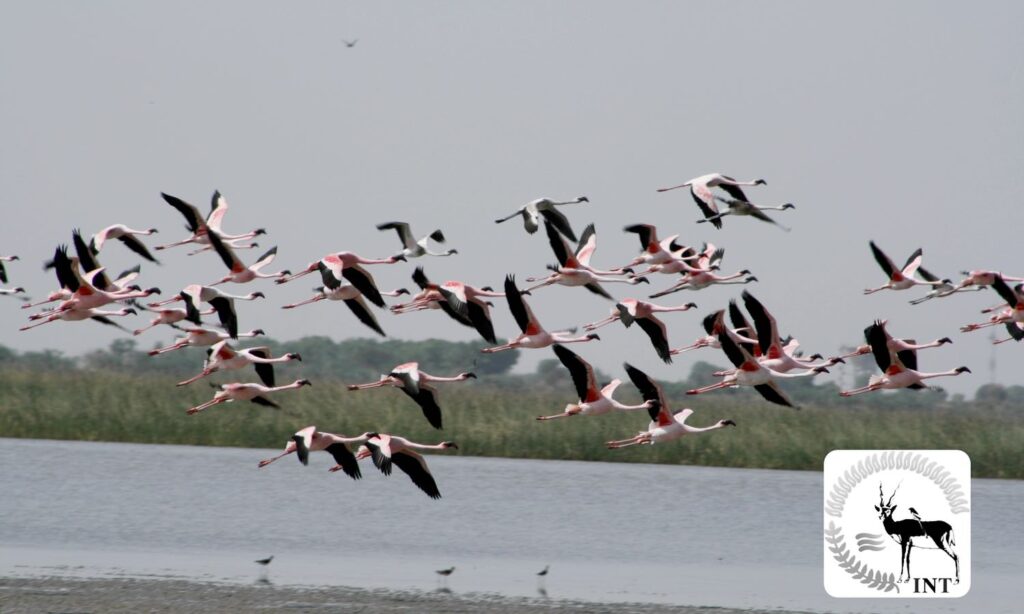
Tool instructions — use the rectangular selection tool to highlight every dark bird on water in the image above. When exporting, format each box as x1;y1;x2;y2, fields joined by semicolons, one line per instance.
436;566;455;577
537;565;550;577
255;555;274;566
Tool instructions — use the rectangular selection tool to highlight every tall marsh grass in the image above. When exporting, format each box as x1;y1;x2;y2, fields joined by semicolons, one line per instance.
0;369;1020;478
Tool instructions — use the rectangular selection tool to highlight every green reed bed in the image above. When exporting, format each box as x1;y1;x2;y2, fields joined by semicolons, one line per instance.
0;369;1020;478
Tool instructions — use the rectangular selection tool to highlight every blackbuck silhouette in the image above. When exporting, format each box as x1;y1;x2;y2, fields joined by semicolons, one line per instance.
875;483;959;584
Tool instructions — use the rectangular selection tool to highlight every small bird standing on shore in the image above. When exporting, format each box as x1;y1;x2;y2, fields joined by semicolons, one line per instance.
254;555;273;566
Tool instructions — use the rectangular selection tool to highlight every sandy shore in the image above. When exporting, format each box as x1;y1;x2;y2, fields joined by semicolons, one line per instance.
0;576;808;614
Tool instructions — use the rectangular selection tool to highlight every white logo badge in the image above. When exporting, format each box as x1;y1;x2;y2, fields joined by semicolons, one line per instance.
823;450;970;598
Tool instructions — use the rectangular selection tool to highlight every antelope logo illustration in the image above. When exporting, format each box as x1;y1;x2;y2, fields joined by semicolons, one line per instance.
823;450;970;598
875;482;959;584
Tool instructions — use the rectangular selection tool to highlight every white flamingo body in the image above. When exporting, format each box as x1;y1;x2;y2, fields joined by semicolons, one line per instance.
537;345;653;420
657;173;767;229
360;433;458;499
176;340;301;387
148;327;264;355
347;362;475;430
258;426;370;480
187;379;311;414
482;277;600;353
494;196;589;241
155;191;265;253
377;222;457;259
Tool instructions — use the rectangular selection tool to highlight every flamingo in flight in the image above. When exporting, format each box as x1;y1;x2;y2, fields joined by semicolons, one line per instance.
148;327;265;356
377;221;457;259
633;242;720;278
909;267;985;305
347;362;476;429
155;191;265;254
20;306;137;331
494;196;589;242
952;270;1024;291
148;284;265;339
657;173;767;229
0;287;27;300
132;302;216;336
43;264;158;315
670;309;758;356
206;229;288;285
616;224;692;271
737;291;842;372
700;195;795;231
525;222;647;299
686;310;829;407
536;345;653;420
840;321;970;396
187;379;311;415
276;252;404;307
831;318;953;362
397;267;504;343
176;340;301;387
281;262;408;337
89;224;160;263
481;276;600;353
583;298;698;364
864;241;947;295
607;363;736;449
648;261;756;298
993;322;1024;345
258;426;371;480
960;275;1024;333
359;433;458;499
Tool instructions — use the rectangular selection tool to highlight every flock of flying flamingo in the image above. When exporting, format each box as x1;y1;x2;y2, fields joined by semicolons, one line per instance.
4;174;1022;500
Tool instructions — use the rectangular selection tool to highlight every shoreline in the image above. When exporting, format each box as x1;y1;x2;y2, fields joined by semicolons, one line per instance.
0;576;805;614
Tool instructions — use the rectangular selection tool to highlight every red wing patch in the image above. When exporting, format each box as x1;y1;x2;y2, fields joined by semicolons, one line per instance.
885;365;903;375
525;323;541;336
217;348;234;360
740;361;760;372
767;346;782;359
891;272;905;282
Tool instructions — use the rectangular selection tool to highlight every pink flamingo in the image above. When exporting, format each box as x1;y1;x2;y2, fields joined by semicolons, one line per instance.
393;267;504;343
281;268;408;337
960;275;1024;332
359;433;458;499
21;305;137;331
148;284;265;339
657;173;767;229
607;363;736;448
481;276;600;353
187;379;311;415
536;345;653;420
346;362;476;429
175;340;301;387
524;222;647;298
494;195;589;241
686;310;829;407
669;311;758;356
276;252;404;307
840;321;970;396
258;426;372;480
90;224;160;263
206;229;288;285
155;191;265;254
583;298;698;363
864;241;946;295
148;327;265;355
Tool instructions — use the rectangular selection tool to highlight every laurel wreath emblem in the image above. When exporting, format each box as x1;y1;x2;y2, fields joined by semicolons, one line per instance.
824;451;969;594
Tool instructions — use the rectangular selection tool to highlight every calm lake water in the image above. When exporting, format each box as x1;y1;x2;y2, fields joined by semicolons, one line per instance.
0;438;1019;613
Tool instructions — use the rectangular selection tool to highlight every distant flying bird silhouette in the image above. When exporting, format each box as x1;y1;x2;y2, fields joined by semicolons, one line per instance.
343;39;358;48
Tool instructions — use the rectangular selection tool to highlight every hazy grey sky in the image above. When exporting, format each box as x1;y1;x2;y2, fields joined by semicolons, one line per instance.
2;1;1021;396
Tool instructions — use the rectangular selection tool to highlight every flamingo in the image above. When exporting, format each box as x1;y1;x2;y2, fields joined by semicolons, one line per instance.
536;345;653;420
524;222;648;299
148;284;265;339
698;195;795;231
0;255;18;284
583;299;698;364
187;379;311;414
89;224;160;263
616;224;692;270
909;267;984;305
633;242;721;278
396;267;503;343
864;241;946;295
346;362;476;429
606;363;736;448
148;327;264;356
481;276;600;353
45;266;159;315
258;426;371;480
738;291;843;372
132;303;216;336
281;264;408;337
176;340;301;387
840;321;971;396
20;306;137;332
377;221;457;258
686;310;829;407
960;275;1024;332
206;229;288;285
657;173;767;229
494;195;589;242
155;191;265;253
952;270;1024;291
648;267;757;298
359;433;458;499
0;287;27;300
275;252;403;307
669;311;758;356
